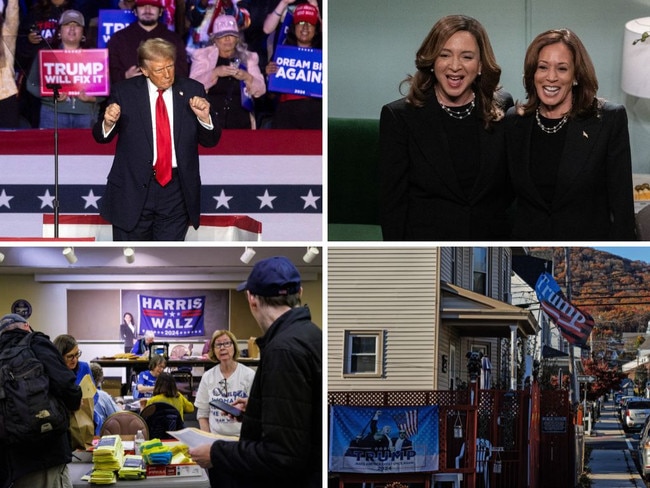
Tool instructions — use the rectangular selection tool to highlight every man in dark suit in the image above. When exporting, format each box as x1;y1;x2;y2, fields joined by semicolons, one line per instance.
93;37;221;241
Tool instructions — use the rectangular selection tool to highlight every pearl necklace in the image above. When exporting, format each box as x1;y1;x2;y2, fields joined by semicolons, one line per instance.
438;96;476;120
535;107;569;134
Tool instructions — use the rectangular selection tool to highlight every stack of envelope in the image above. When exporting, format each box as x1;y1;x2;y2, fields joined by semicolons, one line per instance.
90;435;124;484
140;438;173;465
118;455;147;480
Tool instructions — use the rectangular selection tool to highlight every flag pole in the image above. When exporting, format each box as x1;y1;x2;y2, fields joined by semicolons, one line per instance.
564;247;580;406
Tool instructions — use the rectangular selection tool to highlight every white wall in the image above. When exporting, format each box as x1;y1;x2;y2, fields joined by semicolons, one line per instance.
328;0;650;172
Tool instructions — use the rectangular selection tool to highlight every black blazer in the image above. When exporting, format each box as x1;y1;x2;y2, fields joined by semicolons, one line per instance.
505;102;636;240
92;76;221;232
379;95;513;241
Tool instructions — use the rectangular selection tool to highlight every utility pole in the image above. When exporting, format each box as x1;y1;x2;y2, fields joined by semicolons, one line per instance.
564;247;580;406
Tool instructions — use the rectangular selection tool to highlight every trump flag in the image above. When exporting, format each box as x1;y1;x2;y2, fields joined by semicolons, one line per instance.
138;294;205;338
329;405;439;474
535;272;594;348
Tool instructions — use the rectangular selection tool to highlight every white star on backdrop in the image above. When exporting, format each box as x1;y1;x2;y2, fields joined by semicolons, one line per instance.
213;189;233;209
301;189;320;209
38;189;55;209
257;189;277;209
0;189;14;209
82;189;101;209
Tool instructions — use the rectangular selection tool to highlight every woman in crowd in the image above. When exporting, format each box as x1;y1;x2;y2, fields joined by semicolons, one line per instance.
132;329;155;356
0;0;19;128
16;0;70;127
146;372;195;420
265;3;321;129
505;28;636;240
190;14;266;128
26;10;104;128
194;330;255;436
53;334;102;438
119;312;136;353
379;15;513;240
134;353;166;409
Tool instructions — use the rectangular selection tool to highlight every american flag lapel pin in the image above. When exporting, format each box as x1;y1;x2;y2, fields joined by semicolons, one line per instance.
179;91;184;97
582;131;588;139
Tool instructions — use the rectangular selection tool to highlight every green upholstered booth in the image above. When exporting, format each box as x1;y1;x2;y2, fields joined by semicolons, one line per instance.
328;118;383;241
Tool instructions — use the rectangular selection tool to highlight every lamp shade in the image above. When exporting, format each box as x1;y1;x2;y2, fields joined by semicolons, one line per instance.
622;17;650;98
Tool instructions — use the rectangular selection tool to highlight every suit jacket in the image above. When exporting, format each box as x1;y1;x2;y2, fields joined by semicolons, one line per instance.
505;102;636;240
92;76;221;232
120;322;136;352
379;95;513;241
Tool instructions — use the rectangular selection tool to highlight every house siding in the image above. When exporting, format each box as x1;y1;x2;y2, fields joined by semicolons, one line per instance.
328;247;439;391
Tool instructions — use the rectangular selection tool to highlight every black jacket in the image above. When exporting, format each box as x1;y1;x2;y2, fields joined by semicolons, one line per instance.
210;306;322;487
0;329;82;487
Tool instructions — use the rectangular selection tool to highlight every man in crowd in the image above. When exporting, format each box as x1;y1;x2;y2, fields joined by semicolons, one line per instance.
0;314;82;488
107;0;188;84
190;256;322;487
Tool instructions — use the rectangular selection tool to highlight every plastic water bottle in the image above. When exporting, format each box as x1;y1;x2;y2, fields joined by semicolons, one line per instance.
134;429;145;454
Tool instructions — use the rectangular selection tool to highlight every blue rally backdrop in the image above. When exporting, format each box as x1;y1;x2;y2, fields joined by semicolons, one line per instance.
329;405;439;473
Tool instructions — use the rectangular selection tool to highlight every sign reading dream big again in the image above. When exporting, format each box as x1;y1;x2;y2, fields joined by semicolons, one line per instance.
329;405;439;474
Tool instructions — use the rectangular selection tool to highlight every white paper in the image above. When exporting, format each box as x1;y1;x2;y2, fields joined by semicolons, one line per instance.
167;427;238;449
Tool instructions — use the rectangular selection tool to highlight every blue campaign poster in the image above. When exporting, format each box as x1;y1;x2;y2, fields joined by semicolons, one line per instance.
97;10;137;48
329;405;439;474
268;45;322;98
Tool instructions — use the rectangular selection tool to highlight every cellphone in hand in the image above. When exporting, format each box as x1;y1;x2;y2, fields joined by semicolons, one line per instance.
210;399;243;420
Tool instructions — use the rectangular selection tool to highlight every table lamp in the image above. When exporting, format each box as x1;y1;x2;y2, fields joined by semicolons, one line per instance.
622;17;650;97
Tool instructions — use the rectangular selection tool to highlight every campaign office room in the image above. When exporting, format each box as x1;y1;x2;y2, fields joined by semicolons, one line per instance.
328;0;650;238
0;245;322;401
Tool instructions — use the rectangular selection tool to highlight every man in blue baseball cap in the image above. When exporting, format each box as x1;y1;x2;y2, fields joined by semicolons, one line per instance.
190;256;322;488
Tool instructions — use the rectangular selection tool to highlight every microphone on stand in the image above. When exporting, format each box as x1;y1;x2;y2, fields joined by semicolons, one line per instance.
45;83;63;238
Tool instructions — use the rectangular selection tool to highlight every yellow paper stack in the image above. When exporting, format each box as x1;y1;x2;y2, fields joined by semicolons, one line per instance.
118;455;147;480
91;435;124;484
140;438;173;465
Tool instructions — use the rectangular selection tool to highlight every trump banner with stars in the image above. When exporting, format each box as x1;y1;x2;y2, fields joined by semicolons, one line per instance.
329;405;439;474
138;294;205;338
535;272;595;348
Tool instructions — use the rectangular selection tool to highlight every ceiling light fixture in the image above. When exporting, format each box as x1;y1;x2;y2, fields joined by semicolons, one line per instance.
303;246;319;263
62;247;77;264
123;247;135;264
240;247;256;264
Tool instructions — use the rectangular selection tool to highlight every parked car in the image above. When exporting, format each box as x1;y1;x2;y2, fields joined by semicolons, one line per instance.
623;399;650;432
618;395;639;420
638;416;650;479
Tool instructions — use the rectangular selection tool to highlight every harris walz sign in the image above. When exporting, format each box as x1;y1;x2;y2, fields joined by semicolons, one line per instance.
138;294;205;338
329;405;439;474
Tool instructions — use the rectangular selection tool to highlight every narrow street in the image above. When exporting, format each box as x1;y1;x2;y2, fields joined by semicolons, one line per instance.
585;398;646;487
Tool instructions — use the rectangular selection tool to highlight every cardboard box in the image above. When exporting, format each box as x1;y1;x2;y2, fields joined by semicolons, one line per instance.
145;464;203;477
103;377;123;397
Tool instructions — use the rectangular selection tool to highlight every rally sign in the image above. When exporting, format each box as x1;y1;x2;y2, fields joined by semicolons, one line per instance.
329;405;439;474
138;294;206;338
268;45;322;98
39;49;109;97
97;9;137;48
535;272;595;348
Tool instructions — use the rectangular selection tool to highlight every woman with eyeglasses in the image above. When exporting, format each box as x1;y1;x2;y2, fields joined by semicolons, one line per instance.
194;329;255;436
53;334;101;440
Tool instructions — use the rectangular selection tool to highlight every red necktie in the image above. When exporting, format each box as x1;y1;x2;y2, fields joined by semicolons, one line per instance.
155;89;172;186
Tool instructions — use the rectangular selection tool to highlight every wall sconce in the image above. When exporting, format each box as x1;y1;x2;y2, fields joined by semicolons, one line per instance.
622;17;650;98
303;246;319;263
123;247;135;264
62;247;77;264
240;247;256;264
441;354;448;373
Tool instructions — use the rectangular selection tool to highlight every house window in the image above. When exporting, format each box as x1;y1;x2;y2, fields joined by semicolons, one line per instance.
473;247;488;295
343;330;383;377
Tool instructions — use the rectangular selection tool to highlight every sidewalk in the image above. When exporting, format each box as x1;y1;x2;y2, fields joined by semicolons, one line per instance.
587;401;645;487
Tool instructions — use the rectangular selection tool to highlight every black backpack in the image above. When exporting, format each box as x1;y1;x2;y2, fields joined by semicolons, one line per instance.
0;332;69;443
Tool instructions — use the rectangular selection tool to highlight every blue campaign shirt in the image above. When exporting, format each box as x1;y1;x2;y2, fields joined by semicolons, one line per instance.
133;370;157;399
